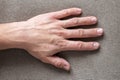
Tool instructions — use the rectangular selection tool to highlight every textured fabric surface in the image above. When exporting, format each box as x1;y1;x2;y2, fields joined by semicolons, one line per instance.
0;0;120;80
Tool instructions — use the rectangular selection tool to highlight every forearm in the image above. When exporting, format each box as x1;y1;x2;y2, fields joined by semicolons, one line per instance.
0;22;26;50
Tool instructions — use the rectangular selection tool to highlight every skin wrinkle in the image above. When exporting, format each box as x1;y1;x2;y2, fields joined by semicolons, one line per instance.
0;8;103;71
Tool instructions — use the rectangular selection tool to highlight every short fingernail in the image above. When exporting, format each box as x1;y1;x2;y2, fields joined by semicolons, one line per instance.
97;28;103;35
91;17;97;23
93;42;100;49
76;9;82;14
63;65;70;71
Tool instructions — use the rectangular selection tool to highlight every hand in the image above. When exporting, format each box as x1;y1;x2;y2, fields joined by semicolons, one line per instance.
1;8;103;71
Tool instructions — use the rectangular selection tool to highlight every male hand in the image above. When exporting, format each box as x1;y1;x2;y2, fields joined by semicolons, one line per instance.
0;8;103;71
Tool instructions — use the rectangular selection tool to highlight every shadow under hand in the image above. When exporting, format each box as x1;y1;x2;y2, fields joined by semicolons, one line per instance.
55;15;104;72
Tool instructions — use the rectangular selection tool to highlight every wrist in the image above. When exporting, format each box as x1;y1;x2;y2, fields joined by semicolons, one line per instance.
0;21;28;50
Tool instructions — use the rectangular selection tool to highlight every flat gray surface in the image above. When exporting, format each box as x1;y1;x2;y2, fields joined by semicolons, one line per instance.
0;0;120;80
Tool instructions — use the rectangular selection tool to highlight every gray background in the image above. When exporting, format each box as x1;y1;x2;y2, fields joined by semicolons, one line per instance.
0;0;120;80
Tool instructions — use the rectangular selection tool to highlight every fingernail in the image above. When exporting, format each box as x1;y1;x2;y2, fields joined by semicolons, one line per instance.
76;9;82;14
97;28;103;35
93;42;100;49
63;65;70;71
91;17;97;23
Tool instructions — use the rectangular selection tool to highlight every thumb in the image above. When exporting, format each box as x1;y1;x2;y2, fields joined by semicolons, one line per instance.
43;56;70;71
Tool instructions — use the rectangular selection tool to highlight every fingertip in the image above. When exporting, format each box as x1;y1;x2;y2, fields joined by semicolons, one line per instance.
97;28;104;36
77;10;82;15
70;7;82;14
91;16;97;24
62;60;70;71
93;42;100;49
63;64;70;71
76;8;82;14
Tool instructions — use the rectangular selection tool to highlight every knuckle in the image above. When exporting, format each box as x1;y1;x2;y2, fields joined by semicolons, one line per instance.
49;29;66;38
53;38;67;49
78;29;84;37
54;59;64;68
71;18;79;24
54;60;58;67
55;30;66;37
55;61;62;68
77;42;82;49
63;9;69;15
55;21;64;28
